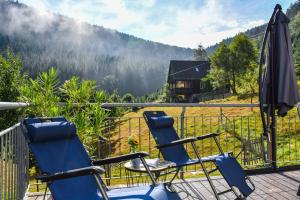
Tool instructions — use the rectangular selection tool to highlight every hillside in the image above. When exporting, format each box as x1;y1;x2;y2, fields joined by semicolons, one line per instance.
206;1;300;55
0;1;194;96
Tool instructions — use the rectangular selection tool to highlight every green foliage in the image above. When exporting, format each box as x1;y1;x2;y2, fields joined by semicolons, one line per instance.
101;75;118;94
0;2;194;96
290;11;300;77
194;44;208;61
208;34;257;95
19;68;113;156
20;67;60;117
128;135;138;153
160;83;171;103
122;93;135;103
236;62;259;100
203;67;228;90
0;50;25;129
286;1;300;19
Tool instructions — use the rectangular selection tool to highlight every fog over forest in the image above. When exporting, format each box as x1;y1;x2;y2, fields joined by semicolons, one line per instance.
0;2;194;96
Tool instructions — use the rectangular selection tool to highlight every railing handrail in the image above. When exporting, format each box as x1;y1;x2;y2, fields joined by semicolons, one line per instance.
0;122;21;137
0;102;29;110
101;103;261;108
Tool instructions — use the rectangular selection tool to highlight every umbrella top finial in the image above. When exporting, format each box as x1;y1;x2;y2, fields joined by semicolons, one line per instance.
275;4;282;11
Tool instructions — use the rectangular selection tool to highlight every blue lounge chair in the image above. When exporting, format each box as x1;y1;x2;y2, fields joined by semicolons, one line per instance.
22;117;181;200
143;111;255;200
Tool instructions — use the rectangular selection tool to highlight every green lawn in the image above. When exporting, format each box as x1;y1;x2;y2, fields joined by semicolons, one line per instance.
28;95;300;190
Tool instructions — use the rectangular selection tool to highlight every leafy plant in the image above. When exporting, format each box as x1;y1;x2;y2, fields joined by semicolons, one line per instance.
128;135;139;153
0;49;25;129
20;67;60;117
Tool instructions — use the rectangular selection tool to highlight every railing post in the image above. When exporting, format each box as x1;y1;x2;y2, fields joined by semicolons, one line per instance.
220;107;223;123
180;106;186;179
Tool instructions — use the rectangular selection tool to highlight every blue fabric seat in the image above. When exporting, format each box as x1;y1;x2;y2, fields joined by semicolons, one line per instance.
23;117;181;200
143;111;255;200
107;184;180;200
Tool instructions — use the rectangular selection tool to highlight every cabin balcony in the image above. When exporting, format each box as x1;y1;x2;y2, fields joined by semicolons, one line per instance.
1;102;300;200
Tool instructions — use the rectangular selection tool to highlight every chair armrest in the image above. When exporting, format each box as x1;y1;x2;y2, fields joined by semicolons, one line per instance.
156;133;219;149
37;166;105;183
92;152;149;165
195;133;218;140
156;137;196;149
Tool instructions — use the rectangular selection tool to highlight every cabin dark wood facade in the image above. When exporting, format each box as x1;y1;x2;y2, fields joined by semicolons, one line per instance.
167;60;211;102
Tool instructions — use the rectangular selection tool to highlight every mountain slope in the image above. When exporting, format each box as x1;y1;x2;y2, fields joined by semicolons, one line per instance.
206;1;300;55
0;2;194;96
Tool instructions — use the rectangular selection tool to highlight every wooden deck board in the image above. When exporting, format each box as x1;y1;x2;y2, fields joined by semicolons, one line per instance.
26;170;300;200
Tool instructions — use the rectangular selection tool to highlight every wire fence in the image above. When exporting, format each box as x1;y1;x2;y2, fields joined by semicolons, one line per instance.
96;111;300;186
1;102;300;193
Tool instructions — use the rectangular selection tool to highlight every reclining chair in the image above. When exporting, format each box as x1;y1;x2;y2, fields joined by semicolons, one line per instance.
22;117;181;200
143;111;255;200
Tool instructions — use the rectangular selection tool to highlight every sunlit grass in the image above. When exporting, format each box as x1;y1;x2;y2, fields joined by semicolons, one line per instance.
28;95;300;192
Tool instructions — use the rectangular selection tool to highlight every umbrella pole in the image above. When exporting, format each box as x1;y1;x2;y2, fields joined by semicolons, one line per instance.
269;5;281;169
259;4;281;170
270;101;277;169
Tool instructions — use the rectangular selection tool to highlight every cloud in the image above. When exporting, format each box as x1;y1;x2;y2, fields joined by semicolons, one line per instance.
149;0;266;48
21;0;268;48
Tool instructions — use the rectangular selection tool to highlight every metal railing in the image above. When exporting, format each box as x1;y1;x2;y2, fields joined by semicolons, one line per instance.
0;123;29;200
98;103;300;185
0;102;30;200
1;101;300;192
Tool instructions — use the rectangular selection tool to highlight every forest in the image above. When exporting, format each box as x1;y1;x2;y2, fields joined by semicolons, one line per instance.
0;1;193;96
1;1;299;97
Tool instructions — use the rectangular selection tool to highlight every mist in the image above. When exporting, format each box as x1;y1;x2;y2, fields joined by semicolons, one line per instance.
0;1;194;96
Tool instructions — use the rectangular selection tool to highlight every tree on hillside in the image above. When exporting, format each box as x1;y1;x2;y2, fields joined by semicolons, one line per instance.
209;43;232;91
101;75;118;94
286;0;300;19
237;62;259;104
208;34;257;94
290;11;300;77
0;50;25;129
229;33;257;93
194;44;208;61
122;93;135;103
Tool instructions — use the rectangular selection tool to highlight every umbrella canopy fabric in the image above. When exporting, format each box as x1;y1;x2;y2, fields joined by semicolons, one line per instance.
262;7;299;117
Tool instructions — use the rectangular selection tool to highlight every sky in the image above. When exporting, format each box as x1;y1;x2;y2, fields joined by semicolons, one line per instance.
20;0;297;48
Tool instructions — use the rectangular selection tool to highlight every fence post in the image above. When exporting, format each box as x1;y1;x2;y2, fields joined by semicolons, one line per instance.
220;107;223;123
180;106;186;179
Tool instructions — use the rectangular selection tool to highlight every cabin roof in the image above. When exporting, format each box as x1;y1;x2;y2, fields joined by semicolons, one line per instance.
167;60;210;82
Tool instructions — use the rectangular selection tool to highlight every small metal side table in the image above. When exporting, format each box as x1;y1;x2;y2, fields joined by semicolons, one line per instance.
124;159;175;187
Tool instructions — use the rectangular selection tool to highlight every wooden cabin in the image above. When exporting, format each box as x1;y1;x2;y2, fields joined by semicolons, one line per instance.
167;60;211;102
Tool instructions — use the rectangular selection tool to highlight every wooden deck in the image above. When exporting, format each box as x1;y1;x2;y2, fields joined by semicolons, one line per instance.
26;170;300;200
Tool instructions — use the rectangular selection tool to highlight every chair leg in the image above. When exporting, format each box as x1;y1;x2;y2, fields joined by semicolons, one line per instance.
43;184;48;200
95;174;109;200
181;178;205;199
168;168;181;185
297;184;300;196
191;141;220;200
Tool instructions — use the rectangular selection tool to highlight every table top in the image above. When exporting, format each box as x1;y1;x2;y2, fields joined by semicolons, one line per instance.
124;158;175;173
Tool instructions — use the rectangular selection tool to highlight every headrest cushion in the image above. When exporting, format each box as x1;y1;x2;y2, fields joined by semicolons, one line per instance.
150;116;174;129
25;121;76;143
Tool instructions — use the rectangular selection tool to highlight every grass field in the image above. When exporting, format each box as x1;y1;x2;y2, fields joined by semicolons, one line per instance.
28;95;300;190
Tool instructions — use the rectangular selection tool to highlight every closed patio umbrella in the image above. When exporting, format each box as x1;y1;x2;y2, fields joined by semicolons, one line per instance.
259;4;299;169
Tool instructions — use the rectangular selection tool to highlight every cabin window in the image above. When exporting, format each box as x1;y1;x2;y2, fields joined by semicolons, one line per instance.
176;81;184;88
200;82;205;89
176;81;191;88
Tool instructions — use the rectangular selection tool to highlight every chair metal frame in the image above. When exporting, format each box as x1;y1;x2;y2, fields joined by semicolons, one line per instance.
37;152;156;200
143;111;255;200
22;117;179;200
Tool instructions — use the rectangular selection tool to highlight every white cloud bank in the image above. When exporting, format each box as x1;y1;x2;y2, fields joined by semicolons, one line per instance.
20;0;266;48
